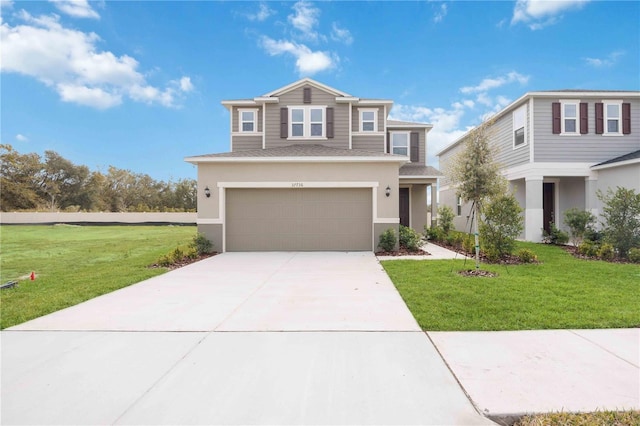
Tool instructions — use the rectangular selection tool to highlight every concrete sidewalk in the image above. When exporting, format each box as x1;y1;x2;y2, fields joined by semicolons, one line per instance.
429;328;640;421
377;242;469;260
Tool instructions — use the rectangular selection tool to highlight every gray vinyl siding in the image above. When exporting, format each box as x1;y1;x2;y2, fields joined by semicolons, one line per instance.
388;127;426;165
533;97;640;163
352;134;385;152
352;105;385;133
264;85;349;149
437;144;462;187
490;102;530;169
232;136;262;151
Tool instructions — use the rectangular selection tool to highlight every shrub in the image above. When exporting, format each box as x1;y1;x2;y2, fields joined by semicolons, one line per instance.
584;228;603;243
542;222;569;245
424;225;444;242
399;225;422;251
517;248;537;263
190;233;214;255
437;205;455;235
445;231;464;248
597;243;615;261
598;187;640;258
564;208;596;247
578;240;598;257
463;234;475;254
480;193;524;258
628;248;640;263
378;228;397;252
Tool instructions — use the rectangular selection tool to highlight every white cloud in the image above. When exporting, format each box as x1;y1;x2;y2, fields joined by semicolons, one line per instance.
49;0;100;19
584;50;624;68
0;12;192;109
433;3;448;23
16;133;28;142
260;36;335;75
1;0;14;10
247;2;274;22
511;0;590;30
460;71;529;94
288;0;320;41
330;23;353;45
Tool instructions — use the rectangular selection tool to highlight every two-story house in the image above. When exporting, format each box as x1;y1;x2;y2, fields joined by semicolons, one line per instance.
185;78;440;252
437;90;640;242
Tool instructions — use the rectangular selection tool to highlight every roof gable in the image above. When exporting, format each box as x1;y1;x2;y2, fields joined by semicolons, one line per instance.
263;78;351;98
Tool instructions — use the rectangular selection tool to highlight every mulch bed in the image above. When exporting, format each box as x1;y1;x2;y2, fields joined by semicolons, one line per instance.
428;241;538;265
149;252;218;270
561;244;634;264
458;269;498;277
375;247;430;256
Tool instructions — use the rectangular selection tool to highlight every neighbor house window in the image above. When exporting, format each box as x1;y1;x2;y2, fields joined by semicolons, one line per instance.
604;101;621;134
359;109;378;132
289;106;325;138
390;132;409;156
562;102;578;134
456;196;462;216
239;109;258;133
513;104;526;147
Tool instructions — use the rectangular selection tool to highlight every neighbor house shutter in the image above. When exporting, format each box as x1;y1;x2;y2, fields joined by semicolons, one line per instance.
326;107;334;138
552;102;561;134
410;132;419;162
386;132;390;154
280;107;288;138
595;103;604;134
303;87;311;104
580;102;588;134
622;103;631;134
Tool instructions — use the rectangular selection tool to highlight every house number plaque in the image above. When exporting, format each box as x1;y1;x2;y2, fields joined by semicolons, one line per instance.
291;182;304;188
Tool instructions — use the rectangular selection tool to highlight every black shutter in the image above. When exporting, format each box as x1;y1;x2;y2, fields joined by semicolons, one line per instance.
303;87;311;104
552;102;561;134
386;132;390;154
580;102;588;134
280;107;288;138
410;132;419;162
595;102;604;134
326;107;334;138
622;103;631;134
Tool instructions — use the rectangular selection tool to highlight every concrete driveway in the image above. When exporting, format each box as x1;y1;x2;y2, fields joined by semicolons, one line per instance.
2;252;492;425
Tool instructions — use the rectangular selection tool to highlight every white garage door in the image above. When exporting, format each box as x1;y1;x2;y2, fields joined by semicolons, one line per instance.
226;188;372;251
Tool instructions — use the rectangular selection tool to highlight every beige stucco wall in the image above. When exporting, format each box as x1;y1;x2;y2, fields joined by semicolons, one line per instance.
410;185;428;232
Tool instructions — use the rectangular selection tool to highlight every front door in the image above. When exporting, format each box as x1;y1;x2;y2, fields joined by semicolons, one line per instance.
399;188;410;227
543;182;555;234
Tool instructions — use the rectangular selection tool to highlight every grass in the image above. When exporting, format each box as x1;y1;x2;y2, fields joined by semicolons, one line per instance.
382;242;640;331
514;410;640;426
0;224;197;329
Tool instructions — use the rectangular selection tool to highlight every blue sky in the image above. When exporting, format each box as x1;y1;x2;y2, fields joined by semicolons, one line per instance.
2;0;639;181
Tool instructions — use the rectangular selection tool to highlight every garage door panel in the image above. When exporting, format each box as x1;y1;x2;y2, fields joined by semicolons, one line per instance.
226;188;372;251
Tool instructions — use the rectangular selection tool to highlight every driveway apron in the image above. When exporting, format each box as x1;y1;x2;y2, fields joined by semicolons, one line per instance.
2;252;492;425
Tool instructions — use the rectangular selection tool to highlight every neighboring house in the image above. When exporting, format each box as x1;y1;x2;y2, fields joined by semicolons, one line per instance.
437;90;640;242
185;78;440;252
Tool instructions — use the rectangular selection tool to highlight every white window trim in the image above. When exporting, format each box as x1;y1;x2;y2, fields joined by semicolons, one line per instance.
238;108;259;134
288;106;327;139
512;104;527;149
560;100;580;135
359;108;378;132
603;100;623;136
390;131;410;157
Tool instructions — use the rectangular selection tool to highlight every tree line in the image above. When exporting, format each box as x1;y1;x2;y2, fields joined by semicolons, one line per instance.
1;144;196;212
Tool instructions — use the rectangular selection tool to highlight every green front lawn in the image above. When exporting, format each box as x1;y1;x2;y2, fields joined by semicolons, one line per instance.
0;225;197;329
382;242;640;331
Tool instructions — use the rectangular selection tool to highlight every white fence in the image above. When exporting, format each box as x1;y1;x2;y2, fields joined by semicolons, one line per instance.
0;212;197;225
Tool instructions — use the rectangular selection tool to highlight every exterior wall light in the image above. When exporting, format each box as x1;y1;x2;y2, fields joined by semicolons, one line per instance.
385;186;391;197
204;186;211;198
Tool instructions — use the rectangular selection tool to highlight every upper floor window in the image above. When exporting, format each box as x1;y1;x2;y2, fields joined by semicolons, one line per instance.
359;109;378;132
513;105;526;147
561;101;579;134
239;109;258;133
390;132;409;156
605;101;621;134
289;106;325;139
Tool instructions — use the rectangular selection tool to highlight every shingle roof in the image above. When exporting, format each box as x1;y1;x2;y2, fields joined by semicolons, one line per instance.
399;164;442;176
387;119;432;127
593;150;640;167
187;144;400;159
